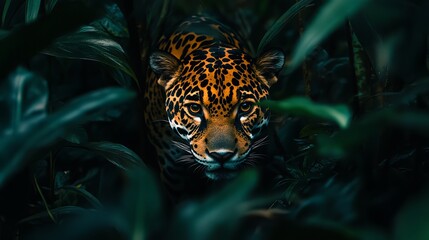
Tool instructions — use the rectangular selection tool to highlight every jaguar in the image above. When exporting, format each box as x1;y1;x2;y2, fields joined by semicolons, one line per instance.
143;16;284;194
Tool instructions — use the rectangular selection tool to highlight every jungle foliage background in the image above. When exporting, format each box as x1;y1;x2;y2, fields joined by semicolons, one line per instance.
1;0;429;239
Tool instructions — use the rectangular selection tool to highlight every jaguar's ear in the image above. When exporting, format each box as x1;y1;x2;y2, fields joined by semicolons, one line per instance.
254;49;285;87
149;51;181;89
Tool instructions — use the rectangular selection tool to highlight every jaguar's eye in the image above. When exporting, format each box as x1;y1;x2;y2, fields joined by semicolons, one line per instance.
188;103;202;114
239;102;254;113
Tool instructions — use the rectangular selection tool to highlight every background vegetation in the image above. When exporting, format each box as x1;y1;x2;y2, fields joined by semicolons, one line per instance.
1;0;429;239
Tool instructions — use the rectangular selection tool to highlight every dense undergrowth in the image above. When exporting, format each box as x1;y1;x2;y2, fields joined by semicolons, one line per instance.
1;0;429;239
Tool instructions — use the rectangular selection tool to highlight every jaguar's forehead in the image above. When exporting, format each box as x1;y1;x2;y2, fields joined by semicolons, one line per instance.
172;46;269;116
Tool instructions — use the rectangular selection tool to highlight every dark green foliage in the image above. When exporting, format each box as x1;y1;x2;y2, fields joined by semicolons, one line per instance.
256;0;314;55
261;97;351;128
1;0;429;239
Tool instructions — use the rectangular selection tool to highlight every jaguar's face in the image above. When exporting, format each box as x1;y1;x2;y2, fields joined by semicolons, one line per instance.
150;46;284;180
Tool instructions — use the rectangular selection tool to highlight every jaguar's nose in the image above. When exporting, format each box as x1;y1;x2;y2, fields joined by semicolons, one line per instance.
207;150;235;163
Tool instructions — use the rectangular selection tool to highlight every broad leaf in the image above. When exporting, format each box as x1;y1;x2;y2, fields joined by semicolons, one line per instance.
83;141;145;170
257;0;314;55
0;0;104;78
120;167;164;240
384;78;429;106
0;84;136;188
395;193;429;240
91;3;129;38
261;97;351;128
57;186;103;209
18;206;122;240
25;0;41;23
43;26;138;86
317;109;429;158
45;0;59;13
170;170;258;240
1;0;12;26
0;67;48;134
19;206;89;224
287;0;370;73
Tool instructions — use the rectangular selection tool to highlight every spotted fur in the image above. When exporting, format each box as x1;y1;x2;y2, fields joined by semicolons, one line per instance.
143;16;284;194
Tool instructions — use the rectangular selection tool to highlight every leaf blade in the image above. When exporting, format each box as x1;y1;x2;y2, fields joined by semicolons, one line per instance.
1;0;12;26
0;85;136;188
42;26;138;86
257;0;314;55
287;0;370;73
261;97;351;128
25;0;41;23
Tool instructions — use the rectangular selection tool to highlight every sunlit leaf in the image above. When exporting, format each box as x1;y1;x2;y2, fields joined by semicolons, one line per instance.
261;97;351;128
25;0;41;23
1;0;12;26
0;84;136;188
287;0;370;73
257;0;314;55
42;26;138;87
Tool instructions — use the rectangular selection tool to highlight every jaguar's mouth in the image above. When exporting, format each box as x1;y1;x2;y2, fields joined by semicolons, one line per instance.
205;167;239;180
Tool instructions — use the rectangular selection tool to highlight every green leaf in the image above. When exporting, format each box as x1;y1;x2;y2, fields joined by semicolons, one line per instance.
261;97;351;128
317;109;429;158
170;170;258;240
317;109;391;158
57;186;103;209
147;0;171;41
257;0;314;55
83;141;145;170
25;0;41;23
0;0;104;78
34;175;57;223
45;0;59;13
63;126;88;144
1;0;12;26
18;206;89;224
42;26;138;87
287;0;371;73
19;206;122;240
0;84;136;188
0;30;8;39
91;3;129;38
395;193;429;240
384;78;429;106
105;67;135;89
266;218;359;240
120;167;164;240
0;67;48;132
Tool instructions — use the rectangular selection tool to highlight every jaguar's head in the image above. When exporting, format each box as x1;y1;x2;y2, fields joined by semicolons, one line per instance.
150;46;284;180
